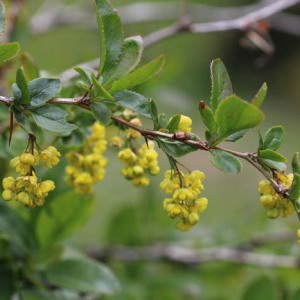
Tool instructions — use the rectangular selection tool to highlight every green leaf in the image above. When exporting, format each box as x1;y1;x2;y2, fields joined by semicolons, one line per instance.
16;67;30;106
252;82;267;108
292;153;300;175
263;125;284;151
258;149;287;162
198;101;217;135
149;99;158;129
29;105;77;133
157;137;197;157
0;201;35;254
36;190;94;248
0;266;15;300
258;129;264;150
289;173;300;201
166;115;181;133
95;0;124;74
91;73;114;101
214;95;265;144
10;105;32;133
114;90;150;118
20;290;53;300
291;290;300;300
242;276;277;300
0;1;5;35
61;130;86;150
74;66;94;84
0;42;20;63
210;149;242;174
44;258;120;294
210;58;233;113
259;159;286;171
28;78;61;107
91;102;111;125
109;55;165;94
20;53;39;81
226;129;248;142
102;35;143;87
158;113;167;129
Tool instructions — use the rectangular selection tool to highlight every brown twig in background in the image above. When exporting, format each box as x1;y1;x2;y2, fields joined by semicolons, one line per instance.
87;231;299;269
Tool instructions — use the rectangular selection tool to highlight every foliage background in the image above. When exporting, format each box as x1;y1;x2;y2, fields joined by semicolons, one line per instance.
2;0;300;299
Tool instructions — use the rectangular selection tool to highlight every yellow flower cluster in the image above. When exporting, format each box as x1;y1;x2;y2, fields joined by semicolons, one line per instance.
118;141;160;187
258;173;296;218
160;170;208;231
1;146;60;208
175;115;192;133
65;122;108;194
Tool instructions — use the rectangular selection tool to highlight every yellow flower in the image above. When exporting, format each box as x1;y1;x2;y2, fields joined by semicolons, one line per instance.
41;146;61;168
74;172;94;194
175;115;192;132
10;156;30;174
123;109;135;120
2;190;15;201
90;122;106;140
20;153;35;166
125;129;141;140
109;136;124;148
2;177;15;190
132;176;150;187
118;148;137;165
66;151;84;167
176;218;193;232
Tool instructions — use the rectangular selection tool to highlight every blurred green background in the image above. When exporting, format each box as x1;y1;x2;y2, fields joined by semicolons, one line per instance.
4;0;300;298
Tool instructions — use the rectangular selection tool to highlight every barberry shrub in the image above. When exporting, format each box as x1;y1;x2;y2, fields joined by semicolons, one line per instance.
0;0;299;299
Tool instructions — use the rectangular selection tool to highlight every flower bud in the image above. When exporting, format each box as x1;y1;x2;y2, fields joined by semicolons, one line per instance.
20;153;35;166
2;177;15;190
187;212;200;225
2;190;14;201
267;208;280;219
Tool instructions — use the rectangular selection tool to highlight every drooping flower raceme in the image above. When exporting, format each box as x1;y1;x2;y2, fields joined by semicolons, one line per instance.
160;170;208;232
65;122;108;194
258;173;296;218
118;141;160;187
2;147;59;208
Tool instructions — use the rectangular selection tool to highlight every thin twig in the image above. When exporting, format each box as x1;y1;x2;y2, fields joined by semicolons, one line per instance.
0;95;290;198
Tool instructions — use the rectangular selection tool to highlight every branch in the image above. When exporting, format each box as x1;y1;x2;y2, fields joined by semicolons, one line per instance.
144;0;300;47
87;232;299;268
0;95;290;198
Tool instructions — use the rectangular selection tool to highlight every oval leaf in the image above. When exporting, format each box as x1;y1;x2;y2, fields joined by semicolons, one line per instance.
36;190;95;248
166;114;181;133
242;276;277;300
28;78;61;107
0;42;20;63
95;0;123;73
91;102;111;125
258;149;287;162
198;101;217;136
102;35;143;87
215;95;265;144
252;82;267;108
210;58;233;113
29;105;77;133
109;55;165;95
16;67;30;106
292;152;300;175
113;90;151;118
158;137;197;157
91;73;114;101
210;149;242;173
263;125;284;151
20;53;40;81
44;258;120;295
